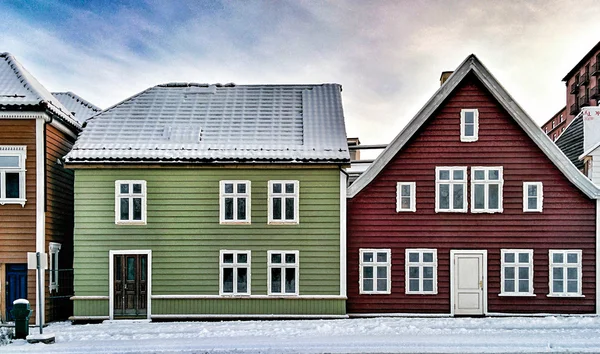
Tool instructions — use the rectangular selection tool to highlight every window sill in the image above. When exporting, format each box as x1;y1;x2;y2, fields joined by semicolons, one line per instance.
359;292;391;295
268;221;300;225
471;209;503;214
435;209;467;213
546;294;585;298
0;199;26;207
405;292;438;295
498;293;536;297
396;209;416;213
115;221;147;226
267;293;300;297
460;137;478;142
523;210;543;213
218;294;252;297
220;221;251;225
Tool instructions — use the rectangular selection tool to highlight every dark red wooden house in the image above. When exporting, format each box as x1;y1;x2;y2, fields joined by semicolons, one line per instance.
347;55;600;316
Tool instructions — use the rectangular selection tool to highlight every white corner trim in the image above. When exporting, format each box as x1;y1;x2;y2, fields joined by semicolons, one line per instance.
108;250;152;320
35;118;45;327
340;171;347;297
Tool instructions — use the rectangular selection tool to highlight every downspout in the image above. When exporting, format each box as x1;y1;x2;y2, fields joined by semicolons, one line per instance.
35;117;46;326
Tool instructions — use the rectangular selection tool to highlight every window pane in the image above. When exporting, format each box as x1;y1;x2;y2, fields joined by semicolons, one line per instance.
132;198;142;220
133;184;142;194
363;266;373;279
237;268;248;293
223;253;234;263
285;268;295;293
5;173;20;198
505;279;515;292
505;267;515;279
408;253;419;263
376;266;387;279
285;183;295;193
453;184;464;209
224;183;234;194
237;253;247;263
453;170;464;180
363;252;374;263
528;197;537;210
285;253;296;264
409;279;419;292
115;257;122;280
127;257;135;281
273;198;282;220
553;280;563;293
464;111;474;123
474;170;485;180
518;253;529;263
528;185;537;197
273;183;282;193
567;267;578;280
423;266;433;279
518;267;529;280
423;279;433;292
377;252;387;262
439;184;450;209
488;170;499;180
423;253;433;263
0;156;19;167
223;268;233;293
553;267;564;281
285;197;295;220
271;268;281;293
377;279;387;292
488;184;499;209
553;253;563;263
271;253;281;264
474;184;485;209
237;183;246;194
224;198;234;220
464;125;474;137
120;184;129;194
409;266;419;278
567;280;578;293
237;198;246;220
439;170;450;180
567;253;578;263
401;185;411;196
141;257;146;281
363;279;373;292
120;198;129;220
504;253;515;263
401;197;411;209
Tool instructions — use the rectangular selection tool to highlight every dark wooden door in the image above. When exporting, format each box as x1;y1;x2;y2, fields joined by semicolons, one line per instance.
114;255;147;318
6;264;27;321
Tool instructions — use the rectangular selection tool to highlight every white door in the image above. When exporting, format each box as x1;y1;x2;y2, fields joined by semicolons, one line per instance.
452;251;486;315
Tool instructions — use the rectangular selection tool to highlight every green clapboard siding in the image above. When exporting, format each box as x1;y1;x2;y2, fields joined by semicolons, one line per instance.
73;167;343;316
152;298;345;315
74;299;109;317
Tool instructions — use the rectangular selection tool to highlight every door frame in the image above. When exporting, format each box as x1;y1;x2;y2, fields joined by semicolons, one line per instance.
450;250;487;316
109;250;152;320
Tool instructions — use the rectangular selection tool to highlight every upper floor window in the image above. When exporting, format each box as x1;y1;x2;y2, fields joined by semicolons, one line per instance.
553;133;557;141
500;249;533;296
523;182;543;212
460;109;479;142
560;114;564;122
544;127;547;133
396;182;416;212
405;249;437;294
0;146;27;206
551;121;555;129
220;181;251;224
115;180;147;225
471;167;503;213
268;180;299;224
435;167;467;213
549;250;582;297
220;250;251;295
359;249;391;294
268;250;299;295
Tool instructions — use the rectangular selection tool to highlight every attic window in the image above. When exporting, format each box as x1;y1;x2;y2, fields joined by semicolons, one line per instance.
162;125;203;143
460;109;479;142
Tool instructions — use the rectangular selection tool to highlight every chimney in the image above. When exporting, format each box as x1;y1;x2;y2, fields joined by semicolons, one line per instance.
580;107;600;184
440;71;453;86
347;137;361;161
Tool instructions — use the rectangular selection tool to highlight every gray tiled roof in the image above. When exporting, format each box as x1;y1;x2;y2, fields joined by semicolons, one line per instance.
556;114;584;170
52;92;102;123
0;52;80;129
66;83;349;163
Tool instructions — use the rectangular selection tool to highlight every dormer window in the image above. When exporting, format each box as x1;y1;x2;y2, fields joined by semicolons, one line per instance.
460;109;479;142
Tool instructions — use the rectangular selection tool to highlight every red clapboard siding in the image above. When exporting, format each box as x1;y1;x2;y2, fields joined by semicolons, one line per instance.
347;74;596;314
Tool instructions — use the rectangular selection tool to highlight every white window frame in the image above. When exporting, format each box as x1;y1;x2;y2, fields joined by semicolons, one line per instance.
219;250;251;296
49;242;62;292
115;180;147;225
396;182;416;212
0;146;27;206
268;180;299;224
500;249;534;296
460;109;479;142
471;166;504;213
267;250;299;296
219;180;251;224
405;249;438;295
359;249;391;295
548;250;583;297
523;182;543;212
435;167;467;213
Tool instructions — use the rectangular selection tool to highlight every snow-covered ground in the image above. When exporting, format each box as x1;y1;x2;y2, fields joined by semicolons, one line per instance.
4;316;600;353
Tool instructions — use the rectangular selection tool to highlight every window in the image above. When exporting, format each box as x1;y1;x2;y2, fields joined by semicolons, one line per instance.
523;182;543;212
544;127;547;133
0;146;27;205
268;180;299;224
219;181;250;224
435;167;467;212
396;182;416;212
49;242;61;292
359;249;391;294
220;250;251;295
549;250;582;297
560;114;564;122
553;133;557;141
405;249;437;294
471;167;503;213
268;251;299;295
460;109;479;142
561;127;565;133
115;180;147;224
551;120;555;129
500;249;533;296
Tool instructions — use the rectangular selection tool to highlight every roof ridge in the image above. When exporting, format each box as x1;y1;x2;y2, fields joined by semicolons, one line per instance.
52;91;102;112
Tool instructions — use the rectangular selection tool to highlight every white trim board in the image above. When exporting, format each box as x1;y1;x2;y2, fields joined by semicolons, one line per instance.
340;170;347;297
108;250;152;320
35;117;45;327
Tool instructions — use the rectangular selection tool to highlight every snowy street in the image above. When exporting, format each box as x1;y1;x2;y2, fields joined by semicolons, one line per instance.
3;316;600;353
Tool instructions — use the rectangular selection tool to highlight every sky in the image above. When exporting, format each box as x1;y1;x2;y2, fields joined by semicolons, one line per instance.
1;0;600;145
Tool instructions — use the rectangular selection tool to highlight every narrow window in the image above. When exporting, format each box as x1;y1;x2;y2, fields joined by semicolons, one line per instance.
49;242;62;292
220;250;251;295
115;180;147;224
359;249;391;294
268;251;299;295
396;182;416;212
460;109;479;142
471;167;503;213
549;250;582;297
405;249;437;294
0;146;27;206
523;182;543;212
220;181;251;224
500;249;534;296
268;180;299;224
435;167;467;212
551;121;555;129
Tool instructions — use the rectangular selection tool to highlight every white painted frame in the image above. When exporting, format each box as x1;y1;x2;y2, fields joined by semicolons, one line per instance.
0;145;27;206
219;180;251;224
405;248;438;295
48;242;61;292
340;171;347;298
267;250;300;296
470;166;504;213
435;167;467;213
396;182;416;212
115;180;147;225
460;108;479;142
267;180;299;224
359;248;391;295
548;250;584;297
219;250;251;296
523;182;543;212
450;250;488;316
499;249;535;296
108;250;152;320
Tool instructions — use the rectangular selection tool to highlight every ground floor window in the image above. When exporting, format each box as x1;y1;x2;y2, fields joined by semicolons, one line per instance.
220;250;251;295
405;249;437;294
267;251;299;295
500;249;533;296
549;250;582;296
359;249;391;294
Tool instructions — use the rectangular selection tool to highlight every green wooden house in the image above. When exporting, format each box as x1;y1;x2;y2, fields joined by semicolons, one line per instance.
65;83;350;320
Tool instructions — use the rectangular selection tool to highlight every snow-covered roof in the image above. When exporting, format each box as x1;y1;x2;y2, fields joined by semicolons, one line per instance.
52;91;102;123
66;83;349;164
348;54;600;199
0;52;80;130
